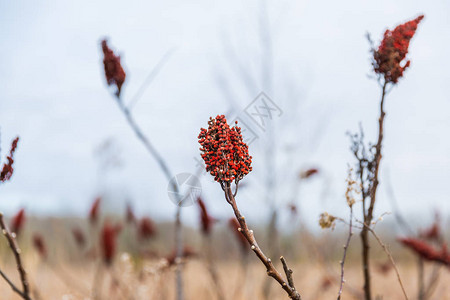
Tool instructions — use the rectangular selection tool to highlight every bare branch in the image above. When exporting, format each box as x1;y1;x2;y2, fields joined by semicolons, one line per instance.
337;205;353;300
280;256;296;291
0;268;27;298
223;184;301;300
0;213;31;300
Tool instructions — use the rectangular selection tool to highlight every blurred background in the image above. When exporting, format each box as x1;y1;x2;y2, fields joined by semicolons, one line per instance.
1;0;450;236
1;1;450;299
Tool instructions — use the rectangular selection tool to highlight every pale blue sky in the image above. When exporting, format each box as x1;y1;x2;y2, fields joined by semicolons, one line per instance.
1;0;449;230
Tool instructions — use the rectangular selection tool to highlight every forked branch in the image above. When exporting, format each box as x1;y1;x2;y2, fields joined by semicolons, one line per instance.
223;183;301;300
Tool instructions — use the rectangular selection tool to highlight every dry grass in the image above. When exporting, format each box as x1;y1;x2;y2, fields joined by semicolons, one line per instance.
0;218;448;299
0;256;449;299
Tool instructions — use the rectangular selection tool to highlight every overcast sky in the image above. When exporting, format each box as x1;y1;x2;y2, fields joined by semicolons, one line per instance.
1;0;449;230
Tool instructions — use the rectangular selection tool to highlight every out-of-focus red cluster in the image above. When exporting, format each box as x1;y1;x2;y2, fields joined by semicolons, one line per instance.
197;197;215;235
373;15;424;84
138;217;156;240
32;233;47;259
300;168;319;179
228;218;247;251
0;137;19;183
376;260;392;275
89;197;101;224
10;208;25;236
101;221;117;265
101;39;126;97
320;276;333;290
198;115;252;183
419;217;441;241
398;237;450;266
420;223;440;240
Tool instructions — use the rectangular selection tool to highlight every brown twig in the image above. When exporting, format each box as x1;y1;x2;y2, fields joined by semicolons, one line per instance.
222;183;301;300
337;205;353;300
280;256;296;292
354;80;387;300
0;213;32;300
363;81;386;300
0;268;27;298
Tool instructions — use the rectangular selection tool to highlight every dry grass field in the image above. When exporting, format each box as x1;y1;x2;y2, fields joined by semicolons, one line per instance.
0;218;448;300
1;259;449;299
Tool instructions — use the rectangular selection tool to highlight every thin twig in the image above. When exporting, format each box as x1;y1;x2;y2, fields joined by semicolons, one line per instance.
384;171;414;235
127;48;177;111
280;256;296;291
360;80;388;300
223;183;301;300
113;96;185;300
337;205;353;300
0;268;27;298
362;223;409;300
424;264;441;299
0;213;31;300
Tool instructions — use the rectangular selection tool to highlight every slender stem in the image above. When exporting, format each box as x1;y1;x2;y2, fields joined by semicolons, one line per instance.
424;264;441;299
115;98;174;183
0;268;27;298
361;80;387;300
127;48;176;111
367;81;387;224
114;97;184;300
0;213;31;300
223;184;301;300
174;205;183;300
337;205;353;300
418;257;425;300
364;224;409;300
